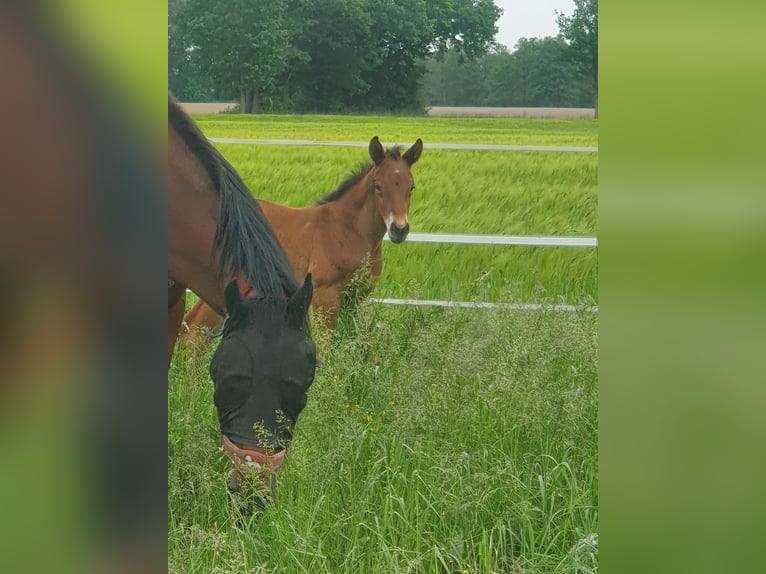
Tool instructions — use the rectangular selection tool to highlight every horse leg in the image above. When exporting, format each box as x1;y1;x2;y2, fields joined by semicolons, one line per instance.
311;284;344;330
167;288;186;367
180;299;224;347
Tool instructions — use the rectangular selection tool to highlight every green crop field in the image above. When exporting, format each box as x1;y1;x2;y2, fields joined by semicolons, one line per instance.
192;113;599;147
169;114;598;573
199;116;598;305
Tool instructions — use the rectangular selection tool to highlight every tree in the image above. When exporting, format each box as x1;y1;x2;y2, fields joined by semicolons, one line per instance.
423;49;489;106
423;39;595;108
178;0;290;113
501;37;594;107
556;0;598;116
360;0;502;111
425;0;503;59
281;0;375;112
169;0;502;113
169;0;219;101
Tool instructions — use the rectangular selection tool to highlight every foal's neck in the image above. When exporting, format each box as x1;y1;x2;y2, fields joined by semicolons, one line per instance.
334;167;386;246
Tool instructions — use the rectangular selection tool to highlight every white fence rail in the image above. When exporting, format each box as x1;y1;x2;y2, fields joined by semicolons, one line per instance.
373;298;597;313
388;232;597;247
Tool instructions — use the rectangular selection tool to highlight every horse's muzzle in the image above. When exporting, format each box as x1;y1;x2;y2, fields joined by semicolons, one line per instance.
222;434;283;511
388;222;410;244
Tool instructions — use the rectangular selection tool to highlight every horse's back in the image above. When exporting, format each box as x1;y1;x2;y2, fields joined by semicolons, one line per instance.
256;199;320;279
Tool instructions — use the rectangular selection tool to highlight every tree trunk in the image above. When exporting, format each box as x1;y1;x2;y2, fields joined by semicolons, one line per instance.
251;89;261;113
239;89;249;114
239;88;261;114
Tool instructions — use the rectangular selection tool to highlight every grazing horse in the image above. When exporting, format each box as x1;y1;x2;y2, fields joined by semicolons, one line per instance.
168;95;318;497
179;135;423;345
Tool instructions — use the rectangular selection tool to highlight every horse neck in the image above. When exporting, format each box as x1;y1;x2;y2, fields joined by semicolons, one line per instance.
168;129;227;314
332;168;386;246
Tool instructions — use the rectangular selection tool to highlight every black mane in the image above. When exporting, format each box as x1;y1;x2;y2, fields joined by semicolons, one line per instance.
168;95;297;297
317;145;403;205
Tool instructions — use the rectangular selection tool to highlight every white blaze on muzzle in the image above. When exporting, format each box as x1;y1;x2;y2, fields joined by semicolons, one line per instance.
386;213;408;230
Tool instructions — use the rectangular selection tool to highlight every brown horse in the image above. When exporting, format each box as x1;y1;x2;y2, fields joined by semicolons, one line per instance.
169;95;317;499
179;136;423;344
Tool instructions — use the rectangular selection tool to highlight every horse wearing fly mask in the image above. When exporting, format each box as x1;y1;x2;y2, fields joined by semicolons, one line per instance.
168;96;317;501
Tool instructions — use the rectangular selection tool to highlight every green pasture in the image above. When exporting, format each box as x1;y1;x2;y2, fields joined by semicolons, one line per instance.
169;304;598;574
169;114;598;573
194;113;599;148
212;140;597;305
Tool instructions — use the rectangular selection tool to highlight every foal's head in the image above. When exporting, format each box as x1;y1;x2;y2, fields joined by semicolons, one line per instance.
368;136;423;244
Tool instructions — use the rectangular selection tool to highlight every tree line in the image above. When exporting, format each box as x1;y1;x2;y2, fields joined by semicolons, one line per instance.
423;37;595;109
169;0;597;114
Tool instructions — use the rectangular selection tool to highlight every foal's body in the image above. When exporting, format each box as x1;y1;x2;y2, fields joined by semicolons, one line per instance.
260;188;386;322
181;136;422;339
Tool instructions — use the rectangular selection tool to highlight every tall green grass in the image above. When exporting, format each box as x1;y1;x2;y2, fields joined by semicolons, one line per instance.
213;143;597;304
379;244;597;304
169;115;598;572
169;302;598;573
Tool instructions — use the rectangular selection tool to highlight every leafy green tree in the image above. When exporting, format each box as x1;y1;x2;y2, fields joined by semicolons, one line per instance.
505;37;591;107
556;0;598;115
169;0;502;113
281;0;374;112
177;0;290;113
428;0;503;59
358;0;431;111
423;49;488;106
423;39;596;108
361;0;502;111
169;0;217;101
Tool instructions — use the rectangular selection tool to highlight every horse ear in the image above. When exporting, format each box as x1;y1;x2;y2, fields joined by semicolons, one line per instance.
403;138;423;166
224;279;243;317
369;136;385;165
287;274;313;326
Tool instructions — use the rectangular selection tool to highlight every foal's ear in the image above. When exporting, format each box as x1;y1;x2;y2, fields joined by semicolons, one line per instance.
224;279;243;317
403;138;423;166
287;273;313;327
369;136;385;165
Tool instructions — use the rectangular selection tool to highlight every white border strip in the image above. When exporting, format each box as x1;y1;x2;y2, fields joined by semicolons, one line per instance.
372;298;598;312
387;232;597;247
208;137;597;153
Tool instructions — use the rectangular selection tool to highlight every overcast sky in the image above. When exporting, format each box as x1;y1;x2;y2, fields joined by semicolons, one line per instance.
493;0;575;50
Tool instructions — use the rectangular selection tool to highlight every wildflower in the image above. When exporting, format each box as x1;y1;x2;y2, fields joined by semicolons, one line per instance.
333;375;339;381
388;401;395;407
430;383;437;388
366;413;373;423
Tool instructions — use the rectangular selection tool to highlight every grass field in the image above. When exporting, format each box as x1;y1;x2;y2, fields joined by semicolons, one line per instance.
169;114;598;573
199;116;597;305
169;304;597;573
192;114;599;148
